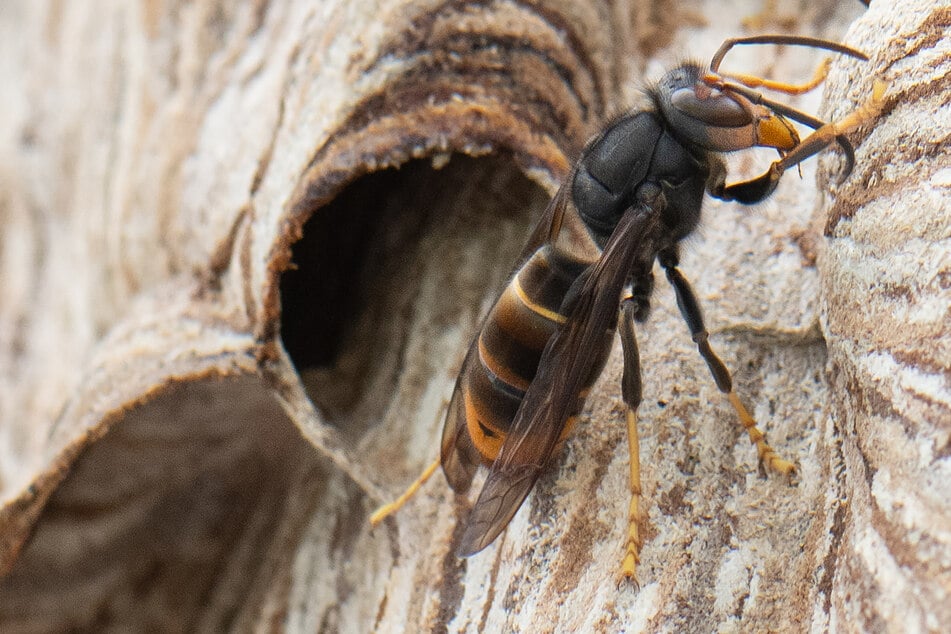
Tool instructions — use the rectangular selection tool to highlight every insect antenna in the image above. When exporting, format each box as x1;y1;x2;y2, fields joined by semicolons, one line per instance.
708;34;867;74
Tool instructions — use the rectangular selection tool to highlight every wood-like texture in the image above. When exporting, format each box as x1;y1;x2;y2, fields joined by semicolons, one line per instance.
0;1;946;632
818;4;951;631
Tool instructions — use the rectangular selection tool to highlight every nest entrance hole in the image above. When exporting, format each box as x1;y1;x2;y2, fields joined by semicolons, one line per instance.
279;154;550;442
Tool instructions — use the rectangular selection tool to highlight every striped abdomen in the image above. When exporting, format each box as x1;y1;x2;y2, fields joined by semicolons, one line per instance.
463;244;614;462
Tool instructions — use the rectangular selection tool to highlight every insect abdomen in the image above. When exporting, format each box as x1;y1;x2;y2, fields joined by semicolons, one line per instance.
464;245;612;462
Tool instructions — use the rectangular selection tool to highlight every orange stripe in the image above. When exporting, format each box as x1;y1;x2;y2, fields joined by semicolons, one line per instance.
464;386;505;461
493;286;554;352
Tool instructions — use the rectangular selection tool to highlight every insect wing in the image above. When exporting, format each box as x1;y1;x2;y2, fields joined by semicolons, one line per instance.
515;174;571;264
440;344;482;493
457;204;658;556
439;183;573;493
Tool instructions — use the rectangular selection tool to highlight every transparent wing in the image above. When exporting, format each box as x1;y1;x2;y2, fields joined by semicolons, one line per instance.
515;174;571;264
439;344;481;493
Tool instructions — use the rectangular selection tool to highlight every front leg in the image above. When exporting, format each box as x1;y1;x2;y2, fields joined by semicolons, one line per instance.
710;80;886;204
658;250;795;476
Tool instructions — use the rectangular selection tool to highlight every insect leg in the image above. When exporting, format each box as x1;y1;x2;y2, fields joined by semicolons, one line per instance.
659;251;795;476
626;261;654;323
717;57;831;96
619;296;645;586
369;401;449;526
369;458;440;526
711;80;886;204
769;79;885;178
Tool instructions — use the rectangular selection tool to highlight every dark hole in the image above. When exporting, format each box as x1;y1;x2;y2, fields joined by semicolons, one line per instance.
0;377;317;631
279;154;549;440
280;167;406;369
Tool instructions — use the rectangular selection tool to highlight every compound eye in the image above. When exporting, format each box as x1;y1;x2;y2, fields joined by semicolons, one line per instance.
670;87;750;127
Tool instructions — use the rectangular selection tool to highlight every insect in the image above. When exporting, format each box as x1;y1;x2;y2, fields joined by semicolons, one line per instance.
371;34;884;583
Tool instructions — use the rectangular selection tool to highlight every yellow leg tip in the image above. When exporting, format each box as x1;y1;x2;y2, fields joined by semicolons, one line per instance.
618;553;641;590
367;458;440;528
872;79;887;102
620;406;643;590
369;504;394;527
727;391;798;477
768;456;797;476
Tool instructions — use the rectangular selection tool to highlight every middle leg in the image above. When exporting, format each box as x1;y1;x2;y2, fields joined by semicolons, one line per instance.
618;294;646;585
659;250;795;476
